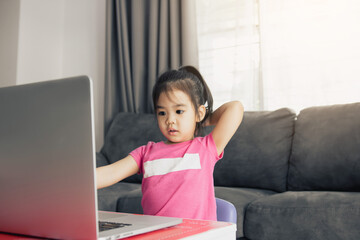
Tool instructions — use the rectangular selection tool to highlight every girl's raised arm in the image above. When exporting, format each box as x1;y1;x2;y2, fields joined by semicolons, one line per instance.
96;155;139;189
205;101;244;156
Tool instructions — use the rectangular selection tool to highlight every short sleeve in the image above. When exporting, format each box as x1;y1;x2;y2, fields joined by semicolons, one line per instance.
129;145;146;174
129;141;155;174
203;133;224;162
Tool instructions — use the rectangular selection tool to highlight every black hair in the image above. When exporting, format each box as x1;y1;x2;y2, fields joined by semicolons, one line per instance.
152;66;213;136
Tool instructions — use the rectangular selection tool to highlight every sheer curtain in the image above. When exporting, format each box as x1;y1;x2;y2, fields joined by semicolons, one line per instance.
260;0;360;113
196;0;360;113
195;0;260;110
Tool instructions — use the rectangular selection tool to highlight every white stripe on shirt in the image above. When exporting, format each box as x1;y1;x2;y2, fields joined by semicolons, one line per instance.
143;153;201;178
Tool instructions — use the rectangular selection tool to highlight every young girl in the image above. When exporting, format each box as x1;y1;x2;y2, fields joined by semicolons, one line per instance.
97;66;244;221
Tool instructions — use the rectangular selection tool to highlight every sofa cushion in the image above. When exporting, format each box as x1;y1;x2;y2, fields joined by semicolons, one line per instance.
214;108;295;192
116;187;143;214
215;186;277;239
288;102;360;191
97;182;142;212
244;191;360;240
100;112;165;183
96;152;109;168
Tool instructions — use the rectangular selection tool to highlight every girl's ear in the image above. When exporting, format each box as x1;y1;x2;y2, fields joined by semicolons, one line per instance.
197;105;206;122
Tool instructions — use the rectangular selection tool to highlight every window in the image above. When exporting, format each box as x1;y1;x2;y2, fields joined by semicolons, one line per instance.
195;0;260;110
196;0;360;113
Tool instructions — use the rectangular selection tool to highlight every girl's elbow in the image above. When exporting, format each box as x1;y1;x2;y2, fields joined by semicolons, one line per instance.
233;100;244;109
233;101;244;124
232;101;244;114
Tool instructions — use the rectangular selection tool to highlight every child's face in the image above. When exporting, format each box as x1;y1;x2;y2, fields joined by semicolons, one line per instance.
156;89;200;144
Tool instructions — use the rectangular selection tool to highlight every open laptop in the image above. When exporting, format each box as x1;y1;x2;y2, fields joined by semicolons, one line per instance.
0;76;182;240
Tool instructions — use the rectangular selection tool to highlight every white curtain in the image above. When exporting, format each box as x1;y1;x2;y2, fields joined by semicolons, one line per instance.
260;0;360;113
195;0;260;110
196;0;360;113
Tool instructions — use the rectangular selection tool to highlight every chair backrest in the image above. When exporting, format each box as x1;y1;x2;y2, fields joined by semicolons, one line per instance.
216;198;237;224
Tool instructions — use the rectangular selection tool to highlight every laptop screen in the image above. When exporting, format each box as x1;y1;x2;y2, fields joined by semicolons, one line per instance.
0;76;98;239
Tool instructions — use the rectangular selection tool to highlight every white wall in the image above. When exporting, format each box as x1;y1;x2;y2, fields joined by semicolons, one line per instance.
0;0;20;87
16;0;65;84
15;0;106;150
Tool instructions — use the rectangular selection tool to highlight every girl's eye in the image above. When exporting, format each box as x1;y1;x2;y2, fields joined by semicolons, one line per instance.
158;111;166;116
176;110;184;114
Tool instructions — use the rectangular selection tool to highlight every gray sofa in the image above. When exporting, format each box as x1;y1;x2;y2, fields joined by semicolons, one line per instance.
96;102;360;240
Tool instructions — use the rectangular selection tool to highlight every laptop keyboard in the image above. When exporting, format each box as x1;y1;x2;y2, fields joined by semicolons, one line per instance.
99;221;132;232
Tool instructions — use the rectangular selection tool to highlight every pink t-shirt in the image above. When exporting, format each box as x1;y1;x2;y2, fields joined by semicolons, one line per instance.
129;133;223;221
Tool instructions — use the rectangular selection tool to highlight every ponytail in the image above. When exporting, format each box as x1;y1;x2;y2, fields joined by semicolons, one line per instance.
179;66;213;126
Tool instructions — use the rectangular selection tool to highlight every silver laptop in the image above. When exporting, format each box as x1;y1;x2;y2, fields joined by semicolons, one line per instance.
0;76;182;240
